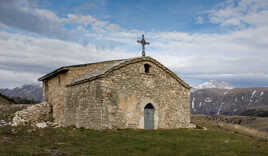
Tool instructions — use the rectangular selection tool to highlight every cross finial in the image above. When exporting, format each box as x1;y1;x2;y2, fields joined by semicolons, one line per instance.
137;34;150;57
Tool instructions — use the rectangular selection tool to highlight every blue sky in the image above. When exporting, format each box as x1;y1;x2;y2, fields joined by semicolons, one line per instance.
42;0;223;33
0;0;268;88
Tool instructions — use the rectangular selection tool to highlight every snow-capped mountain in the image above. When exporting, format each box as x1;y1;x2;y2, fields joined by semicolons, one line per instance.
194;80;234;90
190;87;268;116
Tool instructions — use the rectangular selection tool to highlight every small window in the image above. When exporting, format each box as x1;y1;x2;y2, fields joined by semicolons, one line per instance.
58;76;61;85
44;80;49;101
144;64;151;73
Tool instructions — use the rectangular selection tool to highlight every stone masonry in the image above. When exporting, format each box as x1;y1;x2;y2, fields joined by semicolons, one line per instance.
39;57;193;129
39;60;122;125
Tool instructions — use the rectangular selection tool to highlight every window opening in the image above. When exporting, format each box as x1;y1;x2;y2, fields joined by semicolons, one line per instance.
144;64;151;73
58;76;61;85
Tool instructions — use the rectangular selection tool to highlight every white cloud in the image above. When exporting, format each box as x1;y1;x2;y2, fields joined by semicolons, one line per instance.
105;24;121;32
0;31;135;88
0;23;8;29
35;9;61;24
0;0;122;40
64;14;96;26
0;69;41;88
196;16;204;24
64;14;122;33
208;0;268;28
0;0;72;39
1;0;268;88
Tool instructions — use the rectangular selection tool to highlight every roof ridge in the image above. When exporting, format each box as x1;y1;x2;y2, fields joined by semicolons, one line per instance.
63;58;127;68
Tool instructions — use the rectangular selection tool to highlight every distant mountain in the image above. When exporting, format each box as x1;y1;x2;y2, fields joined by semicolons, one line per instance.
190;87;268;116
192;80;234;92
0;84;42;102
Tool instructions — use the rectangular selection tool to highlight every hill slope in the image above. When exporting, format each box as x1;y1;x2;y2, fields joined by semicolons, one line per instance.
0;93;16;105
191;87;268;116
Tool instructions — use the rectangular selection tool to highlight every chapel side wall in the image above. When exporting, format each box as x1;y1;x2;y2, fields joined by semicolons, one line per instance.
64;80;107;129
100;61;191;129
42;81;46;101
43;60;121;125
45;74;67;125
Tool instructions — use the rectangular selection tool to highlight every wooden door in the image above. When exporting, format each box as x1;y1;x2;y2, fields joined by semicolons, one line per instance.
144;104;154;130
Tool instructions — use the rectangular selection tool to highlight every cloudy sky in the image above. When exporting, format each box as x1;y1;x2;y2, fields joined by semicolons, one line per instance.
0;0;268;88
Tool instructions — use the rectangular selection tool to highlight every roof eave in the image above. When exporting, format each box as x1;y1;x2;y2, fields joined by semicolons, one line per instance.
38;68;69;81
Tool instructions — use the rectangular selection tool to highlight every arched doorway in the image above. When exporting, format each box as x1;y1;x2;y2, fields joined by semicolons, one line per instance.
144;103;154;130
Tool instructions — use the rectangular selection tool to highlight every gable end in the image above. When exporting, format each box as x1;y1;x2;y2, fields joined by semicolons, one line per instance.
67;57;191;89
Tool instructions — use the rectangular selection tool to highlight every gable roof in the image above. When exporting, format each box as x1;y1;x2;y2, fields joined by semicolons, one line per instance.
67;56;191;89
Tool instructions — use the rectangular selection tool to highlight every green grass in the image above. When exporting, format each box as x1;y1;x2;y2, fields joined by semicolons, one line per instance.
0;125;268;156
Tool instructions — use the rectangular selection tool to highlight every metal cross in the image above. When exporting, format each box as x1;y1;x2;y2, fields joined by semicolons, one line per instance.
137;34;150;57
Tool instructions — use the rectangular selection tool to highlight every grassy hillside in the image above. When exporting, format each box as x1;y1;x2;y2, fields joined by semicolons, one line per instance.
1;124;268;156
0;93;16;105
0;96;9;105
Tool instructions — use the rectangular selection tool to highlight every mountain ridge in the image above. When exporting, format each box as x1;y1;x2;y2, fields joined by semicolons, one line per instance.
0;84;42;102
192;80;234;92
191;87;268;116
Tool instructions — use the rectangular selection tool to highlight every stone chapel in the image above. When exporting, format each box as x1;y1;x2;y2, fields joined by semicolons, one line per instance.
38;56;192;130
38;35;192;130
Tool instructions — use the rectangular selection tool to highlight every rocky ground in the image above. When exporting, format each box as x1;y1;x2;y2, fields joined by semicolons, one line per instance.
0;103;61;129
0;120;8;127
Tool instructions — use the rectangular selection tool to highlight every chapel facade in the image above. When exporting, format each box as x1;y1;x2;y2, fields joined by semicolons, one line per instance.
39;56;192;129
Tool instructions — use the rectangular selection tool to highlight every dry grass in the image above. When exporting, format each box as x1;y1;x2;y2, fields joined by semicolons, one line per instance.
192;115;268;140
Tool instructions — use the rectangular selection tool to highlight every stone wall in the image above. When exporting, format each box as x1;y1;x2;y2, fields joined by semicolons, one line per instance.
43;60;121;125
103;61;191;129
64;80;106;129
64;60;191;129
